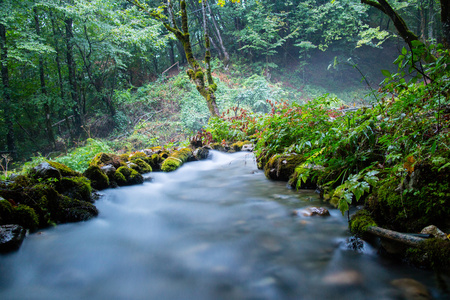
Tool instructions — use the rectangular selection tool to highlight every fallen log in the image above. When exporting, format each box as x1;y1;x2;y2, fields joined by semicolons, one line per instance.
366;226;428;247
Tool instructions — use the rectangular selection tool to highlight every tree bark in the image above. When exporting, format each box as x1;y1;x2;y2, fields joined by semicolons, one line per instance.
441;0;450;48
0;19;16;157
366;226;425;247
64;16;83;137
34;7;56;148
361;0;419;48
206;0;230;67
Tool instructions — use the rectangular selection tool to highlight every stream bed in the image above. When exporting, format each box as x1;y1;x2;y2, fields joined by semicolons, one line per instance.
0;151;448;299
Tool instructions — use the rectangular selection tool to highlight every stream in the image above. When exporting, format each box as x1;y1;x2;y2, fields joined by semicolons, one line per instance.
0;151;448;299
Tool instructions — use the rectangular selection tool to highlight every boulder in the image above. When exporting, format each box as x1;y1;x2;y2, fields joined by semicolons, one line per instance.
242;144;254;152
264;154;304;181
101;164;116;180
33;162;61;181
391;278;431;300
193;147;210;160
114;166;144;186
83;165;109;190
0;224;26;253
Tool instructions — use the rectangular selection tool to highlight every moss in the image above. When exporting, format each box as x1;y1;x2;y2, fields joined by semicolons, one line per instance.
160;148;193;172
47;161;81;177
114;166;144;186
349;210;377;237
264;154;304;181
114;170;127;186
83;165;109;190
195;70;204;80
161;157;182;172
371;171;450;232
406;238;450;270
90;152;122;168
13;204;39;231
149;153;162;171
56;195;98;223
159;150;170;159
231;141;245;151
133;159;152;174
0;199;13;224
210;143;225;151
57;177;92;202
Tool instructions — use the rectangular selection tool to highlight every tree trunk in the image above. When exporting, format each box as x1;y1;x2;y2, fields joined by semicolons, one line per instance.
50;10;65;102
0;20;16;157
65;16;83;137
34;7;56;148
361;0;419;48
441;0;450;48
206;0;230;67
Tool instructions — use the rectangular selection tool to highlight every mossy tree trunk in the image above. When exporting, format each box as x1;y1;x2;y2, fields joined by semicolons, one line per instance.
0;11;16;157
361;0;419;48
127;0;220;117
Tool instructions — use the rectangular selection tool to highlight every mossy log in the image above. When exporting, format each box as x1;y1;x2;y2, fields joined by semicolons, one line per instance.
366;226;426;247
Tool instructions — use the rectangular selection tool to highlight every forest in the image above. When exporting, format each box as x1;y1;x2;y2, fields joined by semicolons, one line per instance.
1;0;450;289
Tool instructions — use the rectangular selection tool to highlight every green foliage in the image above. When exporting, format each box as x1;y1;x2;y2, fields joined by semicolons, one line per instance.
54;139;113;173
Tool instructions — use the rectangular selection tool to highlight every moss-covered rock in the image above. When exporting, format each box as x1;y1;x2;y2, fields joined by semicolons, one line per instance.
83;165;109;190
149;153;162;171
230;141;246;151
47;161;81;177
90;152;123;168
56;195;98;223
161;157;183;172
0;199;13;224
264;154;304;181
406;238;450;270
13;204;39;231
114;166;144;186
193;147;209;160
161;148;193;172
57;177;93;202
32;162;61;181
132;159;152;174
368;163;450;232
349;210;377;237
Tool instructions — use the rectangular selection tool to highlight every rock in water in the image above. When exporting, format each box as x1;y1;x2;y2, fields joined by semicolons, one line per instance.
292;207;330;217
0;224;26;253
391;278;431;300
322;270;363;285
420;225;448;240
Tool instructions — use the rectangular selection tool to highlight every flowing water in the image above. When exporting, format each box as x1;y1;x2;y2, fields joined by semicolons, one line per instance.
0;151;448;299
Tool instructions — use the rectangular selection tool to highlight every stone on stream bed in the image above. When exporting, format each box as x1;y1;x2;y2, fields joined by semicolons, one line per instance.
0;224;26;253
291;206;330;217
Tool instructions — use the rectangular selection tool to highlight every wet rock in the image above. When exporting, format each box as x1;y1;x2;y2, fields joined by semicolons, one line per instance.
391;278;431;300
84;165;109;190
264;154;304;181
242;144;254;152
114;166;144;186
33;162;61;181
420;225;448;240
101;164;116;179
322;270;363;285
292;207;330;217
193;147;209;160
0;224;26;253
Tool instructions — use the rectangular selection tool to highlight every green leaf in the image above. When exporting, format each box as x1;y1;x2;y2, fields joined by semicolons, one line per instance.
381;69;391;77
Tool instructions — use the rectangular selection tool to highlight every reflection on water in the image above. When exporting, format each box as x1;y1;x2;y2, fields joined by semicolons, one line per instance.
0;151;448;299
